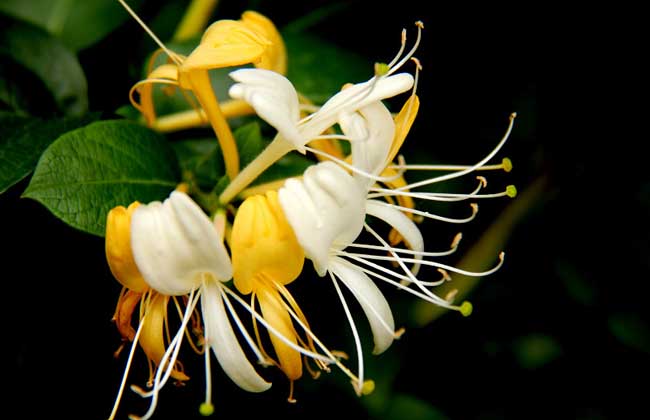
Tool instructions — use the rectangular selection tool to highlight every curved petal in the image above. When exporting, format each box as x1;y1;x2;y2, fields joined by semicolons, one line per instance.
330;257;395;354
106;202;148;292
229;68;303;149
201;281;272;392
241;11;287;74
131;192;232;296
278;162;366;276
365;199;424;275
300;73;413;141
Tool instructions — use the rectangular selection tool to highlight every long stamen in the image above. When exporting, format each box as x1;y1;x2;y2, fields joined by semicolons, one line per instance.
117;0;182;66
219;288;269;365
340;250;505;277
394;113;517;191
129;290;201;420
108;313;146;420
369;176;487;202
390;157;513;172
304;146;406;183
221;287;334;363
377;200;479;224
329;271;365;396
351;259;449;298
364;223;459;309
386;29;407;69
386;21;423;76
344;233;461;257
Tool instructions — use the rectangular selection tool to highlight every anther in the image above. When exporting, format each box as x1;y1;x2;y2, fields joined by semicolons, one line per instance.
502;157;513;172
445;289;458;302
459;301;473;317
199;402;214;416
411;57;423;70
415;21;424;29
476;176;488;188
438;268;452;282
394;327;406;339
451;233;463;249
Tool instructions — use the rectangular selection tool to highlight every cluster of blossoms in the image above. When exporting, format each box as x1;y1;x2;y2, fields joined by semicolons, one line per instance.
107;3;516;419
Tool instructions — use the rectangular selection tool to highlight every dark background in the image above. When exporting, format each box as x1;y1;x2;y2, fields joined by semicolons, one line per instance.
3;1;646;419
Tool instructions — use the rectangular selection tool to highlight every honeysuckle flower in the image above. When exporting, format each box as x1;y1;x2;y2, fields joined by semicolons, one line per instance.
119;0;286;180
113;191;275;420
231;191;331;401
218;23;425;204
105;202;191;420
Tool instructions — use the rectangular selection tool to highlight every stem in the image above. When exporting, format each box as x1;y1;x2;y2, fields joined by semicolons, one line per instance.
173;0;219;42
188;69;240;180
219;136;293;204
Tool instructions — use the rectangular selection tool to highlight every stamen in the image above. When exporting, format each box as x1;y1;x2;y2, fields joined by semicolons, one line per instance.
341;250;506;277
377;200;479;224
304;146;406;183
368;176;487;202
221;287;335;364
117;0;182;66
393;113;516;191
386;21;423;76
386;29;407;69
220;288;269;365
287;380;297;404
329;271;365;396
389;157;513;172
345;240;460;258
339;252;446;287
108;314;146;420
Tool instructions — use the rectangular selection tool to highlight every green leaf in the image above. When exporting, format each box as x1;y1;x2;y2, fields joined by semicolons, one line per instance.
0;14;87;116
0;112;95;194
512;334;563;370
173;139;224;190
384;394;449;420
608;313;650;354
23;120;180;236
0;0;144;52
284;32;372;104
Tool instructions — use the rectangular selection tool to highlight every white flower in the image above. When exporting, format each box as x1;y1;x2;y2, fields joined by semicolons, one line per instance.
128;191;271;419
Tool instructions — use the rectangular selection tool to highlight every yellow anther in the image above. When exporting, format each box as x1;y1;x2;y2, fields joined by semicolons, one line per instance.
459;301;473;317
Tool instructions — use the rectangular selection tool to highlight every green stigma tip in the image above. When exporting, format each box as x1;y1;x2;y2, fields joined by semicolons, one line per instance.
506;185;517;198
459;301;473;317
199;402;215;416
362;380;376;395
502;157;513;172
375;62;390;76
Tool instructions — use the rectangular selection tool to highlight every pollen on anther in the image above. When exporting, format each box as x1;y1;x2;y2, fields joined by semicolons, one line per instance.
459;301;473;317
502;157;513;172
199;402;214;416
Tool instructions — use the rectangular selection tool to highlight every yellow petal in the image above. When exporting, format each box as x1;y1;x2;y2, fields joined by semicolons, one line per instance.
181;19;270;71
241;11;287;74
231;191;305;295
139;293;190;382
257;284;302;380
113;289;142;341
386;94;419;165
106;202;148;292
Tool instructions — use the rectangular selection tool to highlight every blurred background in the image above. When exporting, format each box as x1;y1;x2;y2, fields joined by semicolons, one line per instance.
2;1;645;419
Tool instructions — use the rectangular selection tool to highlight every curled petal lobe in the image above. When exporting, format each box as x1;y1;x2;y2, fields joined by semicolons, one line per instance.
386;94;419;165
257;284;302;380
229;69;304;150
106;202;148;292
231;191;304;295
241;11;287;74
201;281;272;392
330;257;396;355
131;192;232;296
139;293;190;381
278;162;366;276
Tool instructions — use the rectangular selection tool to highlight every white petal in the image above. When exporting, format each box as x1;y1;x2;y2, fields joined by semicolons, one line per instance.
330;257;395;354
201;281;271;392
228;68;304;149
365;199;424;275
300;73;413;141
341;102;395;189
278;162;366;276
131;191;232;295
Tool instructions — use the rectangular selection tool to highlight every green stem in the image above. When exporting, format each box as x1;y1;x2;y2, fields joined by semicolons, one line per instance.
219;136;293;204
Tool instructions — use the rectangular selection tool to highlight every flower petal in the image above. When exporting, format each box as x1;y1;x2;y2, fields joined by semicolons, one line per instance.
365;199;424;275
278;162;366;276
201;281;272;392
106;202;148;292
229;69;304;151
131;192;232;296
330;257;395;354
